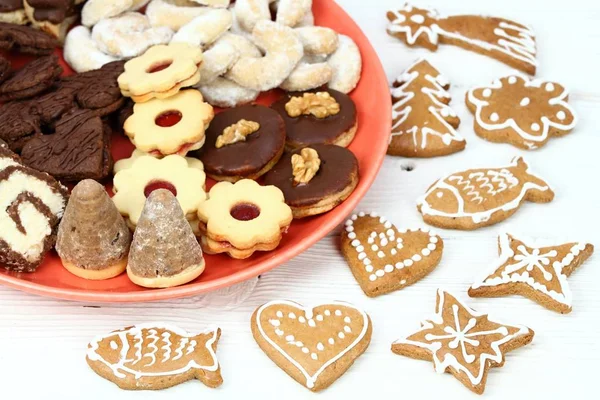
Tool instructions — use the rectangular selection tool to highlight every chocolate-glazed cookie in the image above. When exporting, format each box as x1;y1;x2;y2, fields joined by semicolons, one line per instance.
0;54;61;101
0;100;42;152
24;0;81;42
0;1;28;25
193;104;286;182
263;144;359;218
271;89;358;152
0;55;10;84
0;21;58;53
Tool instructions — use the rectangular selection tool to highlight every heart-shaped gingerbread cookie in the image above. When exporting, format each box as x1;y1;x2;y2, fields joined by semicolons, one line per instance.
341;212;444;297
251;300;372;392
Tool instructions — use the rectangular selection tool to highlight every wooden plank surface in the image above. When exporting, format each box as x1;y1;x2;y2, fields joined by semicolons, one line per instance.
1;0;599;398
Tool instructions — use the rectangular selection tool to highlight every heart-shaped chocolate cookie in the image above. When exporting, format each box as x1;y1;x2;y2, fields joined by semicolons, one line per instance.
341;212;444;297
251;300;372;392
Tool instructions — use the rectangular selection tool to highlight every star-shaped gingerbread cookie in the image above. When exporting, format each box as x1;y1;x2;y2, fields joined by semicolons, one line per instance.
469;233;594;314
392;290;534;394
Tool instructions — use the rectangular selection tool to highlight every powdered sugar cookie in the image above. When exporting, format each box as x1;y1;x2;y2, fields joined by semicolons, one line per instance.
251;300;372;391
87;324;222;390
197;179;292;259
118;43;202;103
389;59;465;157
234;0;311;32
191;0;230;6
146;0;211;31
198;76;259;108
469;233;594;314
197;41;239;85
171;8;232;48
64;26;118;73
82;0;149;27
92;12;174;59
341;212;443;297
226;20;303;92
392;289;534;394
466;75;577;150
327;35;361;94
124;89;214;156
295;26;339;57
417;157;554;230
386;5;537;75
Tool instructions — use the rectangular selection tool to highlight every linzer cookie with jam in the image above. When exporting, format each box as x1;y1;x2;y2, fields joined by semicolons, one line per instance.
21;109;113;182
56;180;132;281
128;189;206;289
0;144;68;272
271;89;358;151
0;21;59;54
0;0;27;25
0;54;62;101
194;104;286;182
263;144;359;218
24;0;82;42
197;179;293;259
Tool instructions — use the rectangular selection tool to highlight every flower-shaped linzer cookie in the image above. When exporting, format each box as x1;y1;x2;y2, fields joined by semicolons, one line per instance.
118;43;203;103
124;89;214;156
197;179;293;259
466;75;577;150
112;154;207;229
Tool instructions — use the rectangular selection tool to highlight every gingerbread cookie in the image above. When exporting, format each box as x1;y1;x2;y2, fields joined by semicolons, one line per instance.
124;89;214;157
0;21;58;54
112;154;207;229
0;54;62;101
469;233;594;314
118;43;203;103
0;1;27;25
194;104;285;182
417;157;554;230
197;179;292;259
87;324;222;390
251;300;372;392
392;289;534;394
389;59;465;157
386;5;537;75
56;180;131;280
263;144;358;218
466;75;577;150
21;109;113;182
271;89;357;151
341;212;443;297
0;145;68;272
128;189;205;288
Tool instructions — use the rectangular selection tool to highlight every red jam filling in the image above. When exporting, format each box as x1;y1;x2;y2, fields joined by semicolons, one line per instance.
230;203;260;221
147;60;173;73
155;110;182;127
144;180;177;197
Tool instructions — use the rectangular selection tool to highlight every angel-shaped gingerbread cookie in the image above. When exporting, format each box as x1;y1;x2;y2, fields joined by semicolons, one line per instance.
386;5;537;75
389;59;465;157
466;75;577;150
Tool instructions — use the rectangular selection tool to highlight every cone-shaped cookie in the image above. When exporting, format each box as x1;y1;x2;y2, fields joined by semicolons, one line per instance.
56;180;131;280
128;189;205;288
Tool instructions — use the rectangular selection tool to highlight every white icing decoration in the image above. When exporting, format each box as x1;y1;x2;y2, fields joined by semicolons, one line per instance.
410;14;425;24
520;97;530;106
490;112;499;122
255;301;369;389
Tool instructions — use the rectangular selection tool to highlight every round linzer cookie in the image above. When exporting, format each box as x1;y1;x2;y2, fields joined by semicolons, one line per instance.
271;89;357;151
193;104;286;182
263;144;359;218
86;323;223;390
251;300;372;392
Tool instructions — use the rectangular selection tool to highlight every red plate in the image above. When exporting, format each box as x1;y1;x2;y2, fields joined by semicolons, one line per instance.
0;0;391;302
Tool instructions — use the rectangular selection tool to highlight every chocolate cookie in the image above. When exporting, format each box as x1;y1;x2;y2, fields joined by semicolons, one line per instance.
116;98;134;129
0;54;10;84
271;89;358;151
0;21;58;53
0;54;62;101
25;0;76;24
0;0;24;13
21;109;113;181
0;145;68;272
263;144;359;218
0;100;42;152
193;104;286;182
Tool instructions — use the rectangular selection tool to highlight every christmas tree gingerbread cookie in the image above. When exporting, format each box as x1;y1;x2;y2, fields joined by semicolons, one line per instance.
469;233;594;314
389;59;465;157
386;5;537;75
466;75;577;150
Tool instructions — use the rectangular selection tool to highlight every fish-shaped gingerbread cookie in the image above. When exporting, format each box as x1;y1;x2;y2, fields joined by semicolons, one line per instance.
417;157;554;230
86;324;223;390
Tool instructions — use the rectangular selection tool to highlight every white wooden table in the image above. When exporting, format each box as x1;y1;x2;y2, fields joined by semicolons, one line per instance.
1;1;598;398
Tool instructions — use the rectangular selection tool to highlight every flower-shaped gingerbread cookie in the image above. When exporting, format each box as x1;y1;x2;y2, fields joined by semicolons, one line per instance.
197;179;292;259
466;75;577;150
124;89;214;156
118;43;202;103
112;154;207;229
